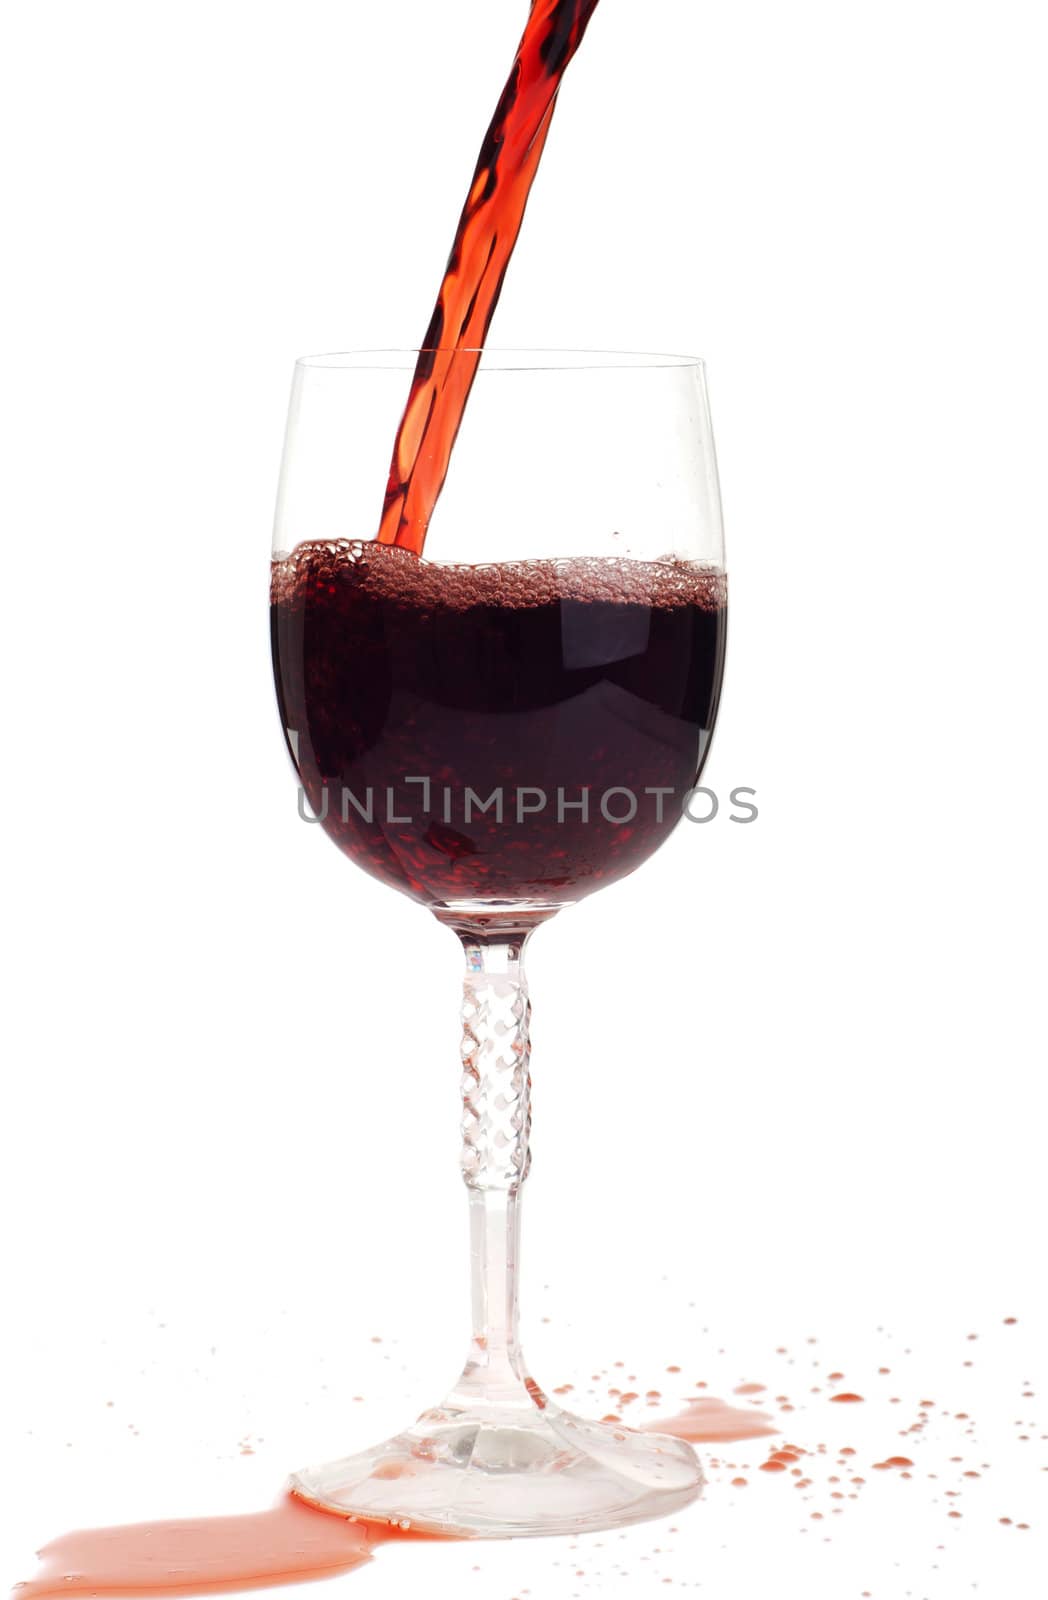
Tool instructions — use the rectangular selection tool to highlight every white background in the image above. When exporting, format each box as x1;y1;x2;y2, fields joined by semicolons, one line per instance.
1;2;1045;1597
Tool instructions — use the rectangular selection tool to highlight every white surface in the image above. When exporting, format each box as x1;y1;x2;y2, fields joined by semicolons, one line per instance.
1;2;1045;1596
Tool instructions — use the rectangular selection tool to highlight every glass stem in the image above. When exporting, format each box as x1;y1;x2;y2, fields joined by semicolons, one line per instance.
455;930;534;1403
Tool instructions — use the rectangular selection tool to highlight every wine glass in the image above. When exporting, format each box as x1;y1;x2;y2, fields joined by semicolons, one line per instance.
271;349;727;1537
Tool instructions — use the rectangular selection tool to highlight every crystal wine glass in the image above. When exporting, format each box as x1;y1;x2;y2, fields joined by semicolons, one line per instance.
271;350;727;1537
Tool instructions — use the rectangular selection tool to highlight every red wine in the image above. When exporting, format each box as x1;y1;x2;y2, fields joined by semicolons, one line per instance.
378;0;603;554
17;1403;761;1598
271;540;726;912
18;1494;444;1599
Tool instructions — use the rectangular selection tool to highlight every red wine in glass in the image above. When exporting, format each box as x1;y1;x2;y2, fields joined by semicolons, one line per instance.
271;539;726;914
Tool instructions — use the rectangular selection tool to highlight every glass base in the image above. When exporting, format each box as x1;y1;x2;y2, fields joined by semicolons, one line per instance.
289;1381;703;1538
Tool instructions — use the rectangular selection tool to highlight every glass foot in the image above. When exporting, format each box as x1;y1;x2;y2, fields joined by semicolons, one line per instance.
289;1383;703;1538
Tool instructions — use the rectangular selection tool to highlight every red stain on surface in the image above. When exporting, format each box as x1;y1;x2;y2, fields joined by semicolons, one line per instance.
17;1494;449;1598
647;1397;778;1445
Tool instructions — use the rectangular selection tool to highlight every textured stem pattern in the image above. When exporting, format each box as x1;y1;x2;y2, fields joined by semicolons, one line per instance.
460;939;532;1192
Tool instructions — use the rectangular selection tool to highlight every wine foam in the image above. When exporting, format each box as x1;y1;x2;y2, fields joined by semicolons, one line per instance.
271;539;727;614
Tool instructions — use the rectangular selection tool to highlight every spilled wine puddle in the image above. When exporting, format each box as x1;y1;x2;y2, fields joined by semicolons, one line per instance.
13;1403;772;1597
14;1495;443;1598
647;1397;778;1444
15;1317;1040;1596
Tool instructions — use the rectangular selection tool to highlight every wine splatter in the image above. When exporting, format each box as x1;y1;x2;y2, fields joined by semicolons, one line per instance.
17;1316;1040;1596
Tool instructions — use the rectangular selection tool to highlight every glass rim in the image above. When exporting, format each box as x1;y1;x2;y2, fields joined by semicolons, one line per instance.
296;348;707;373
